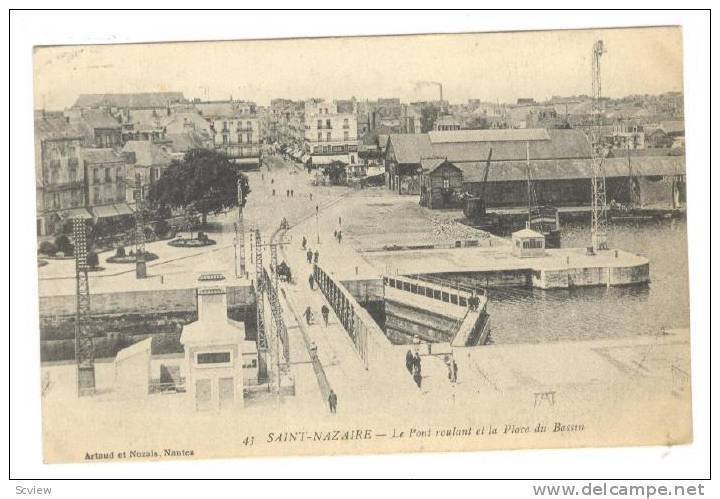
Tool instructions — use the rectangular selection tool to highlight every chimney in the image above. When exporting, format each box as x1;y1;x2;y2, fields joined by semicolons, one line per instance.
196;272;228;322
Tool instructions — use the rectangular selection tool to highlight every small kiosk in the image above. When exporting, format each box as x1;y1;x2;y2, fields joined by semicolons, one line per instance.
180;279;256;411
512;227;546;258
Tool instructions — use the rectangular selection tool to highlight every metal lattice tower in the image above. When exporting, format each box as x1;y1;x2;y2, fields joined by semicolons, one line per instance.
73;218;95;396
590;39;609;251
254;228;268;381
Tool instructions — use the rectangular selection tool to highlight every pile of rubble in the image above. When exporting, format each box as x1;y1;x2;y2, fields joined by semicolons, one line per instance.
427;215;491;242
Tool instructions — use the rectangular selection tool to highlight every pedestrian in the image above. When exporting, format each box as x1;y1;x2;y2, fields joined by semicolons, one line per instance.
452;359;458;383
316;204;319;214
310;193;313;201
271;178;274;184
306;249;313;264
291;189;294;197
308;273;315;290
313;250;319;264
337;231;342;244
328;389;337;413
414;352;422;375
272;188;276;196
334;230;337;239
405;350;414;373
338;216;342;226
321;304;330;326
302;236;307;250
304;306;313;325
261;173;265;180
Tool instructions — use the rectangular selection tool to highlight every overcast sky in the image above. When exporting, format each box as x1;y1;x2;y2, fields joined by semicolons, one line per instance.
33;26;683;110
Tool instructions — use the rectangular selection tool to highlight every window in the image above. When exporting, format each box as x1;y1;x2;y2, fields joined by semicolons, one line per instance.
317;119;322;129
69;168;77;183
246;121;252;129
325;119;331;129
326;132;331;142
238;133;244;144
105;168;111;182
317;132;322;142
196;351;232;365
246;133;251;144
443;178;450;189
344;131;349;141
343;118;349;128
93;186;101;203
93;168;100;183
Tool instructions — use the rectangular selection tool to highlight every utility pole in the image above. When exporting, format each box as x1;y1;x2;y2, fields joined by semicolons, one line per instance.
315;203;320;244
73;218;95;397
134;187;146;279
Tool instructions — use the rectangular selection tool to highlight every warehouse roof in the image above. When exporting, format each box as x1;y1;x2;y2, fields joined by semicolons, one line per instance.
428;128;550;143
387;134;433;164
456;155;686;183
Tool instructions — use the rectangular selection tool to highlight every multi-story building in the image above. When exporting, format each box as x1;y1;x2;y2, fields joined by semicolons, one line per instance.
303;100;359;165
35;113;87;236
64;108;123;148
82;148;132;220
194;100;262;169
122;141;173;204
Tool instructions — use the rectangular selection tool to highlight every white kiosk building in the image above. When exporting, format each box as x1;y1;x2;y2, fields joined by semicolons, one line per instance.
511;227;546;258
180;280;257;411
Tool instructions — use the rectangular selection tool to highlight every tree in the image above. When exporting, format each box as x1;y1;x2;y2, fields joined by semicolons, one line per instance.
323;161;347;186
147;149;251;225
465;116;489;130
420;104;440;133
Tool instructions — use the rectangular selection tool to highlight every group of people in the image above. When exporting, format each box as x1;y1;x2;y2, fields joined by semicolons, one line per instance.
468;293;481;312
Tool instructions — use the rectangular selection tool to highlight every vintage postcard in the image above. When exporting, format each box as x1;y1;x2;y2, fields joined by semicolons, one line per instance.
33;26;691;464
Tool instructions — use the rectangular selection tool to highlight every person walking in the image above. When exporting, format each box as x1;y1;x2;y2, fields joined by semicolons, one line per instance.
308;273;315;290
321;304;330;326
313;250;319;264
291;189;294;197
337;231;342;244
451;358;458;383
328;389;337;413
272;188;276;196
302;236;307;250
303;306;313;325
306;249;313;264
406;350;414;373
309;193;313;201
338;216;342;226
414;352;422;376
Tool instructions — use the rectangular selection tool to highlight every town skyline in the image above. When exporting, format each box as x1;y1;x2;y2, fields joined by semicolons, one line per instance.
34;26;683;111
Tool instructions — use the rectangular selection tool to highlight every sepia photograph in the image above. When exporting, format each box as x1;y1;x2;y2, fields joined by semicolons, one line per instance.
14;11;707;482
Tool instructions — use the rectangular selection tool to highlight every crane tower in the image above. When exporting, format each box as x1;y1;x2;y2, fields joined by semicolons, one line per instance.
589;39;609;252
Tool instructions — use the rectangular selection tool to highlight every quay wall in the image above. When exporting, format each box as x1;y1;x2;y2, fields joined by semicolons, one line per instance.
535;262;650;289
39;284;256;318
383;298;460;344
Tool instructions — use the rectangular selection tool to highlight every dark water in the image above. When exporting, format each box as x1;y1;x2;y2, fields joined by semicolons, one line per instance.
486;218;690;345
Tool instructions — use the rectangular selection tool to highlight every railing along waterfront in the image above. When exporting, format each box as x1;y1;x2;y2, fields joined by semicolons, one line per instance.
383;275;486;308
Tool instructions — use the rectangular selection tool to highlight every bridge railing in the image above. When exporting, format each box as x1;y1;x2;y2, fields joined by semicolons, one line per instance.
383;275;484;308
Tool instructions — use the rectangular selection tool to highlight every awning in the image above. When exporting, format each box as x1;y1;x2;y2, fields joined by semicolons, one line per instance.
113;203;134;215
311;154;350;165
60;207;93;220
91;204;120;218
233;158;260;165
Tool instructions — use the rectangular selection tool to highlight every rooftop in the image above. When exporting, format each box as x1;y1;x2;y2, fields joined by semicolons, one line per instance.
122;140;173;166
74;92;186;109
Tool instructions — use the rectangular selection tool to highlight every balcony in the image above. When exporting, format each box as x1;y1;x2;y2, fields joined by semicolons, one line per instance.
44;181;84;193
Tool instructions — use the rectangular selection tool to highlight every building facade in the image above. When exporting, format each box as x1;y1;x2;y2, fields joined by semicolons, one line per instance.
303;100;359;165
